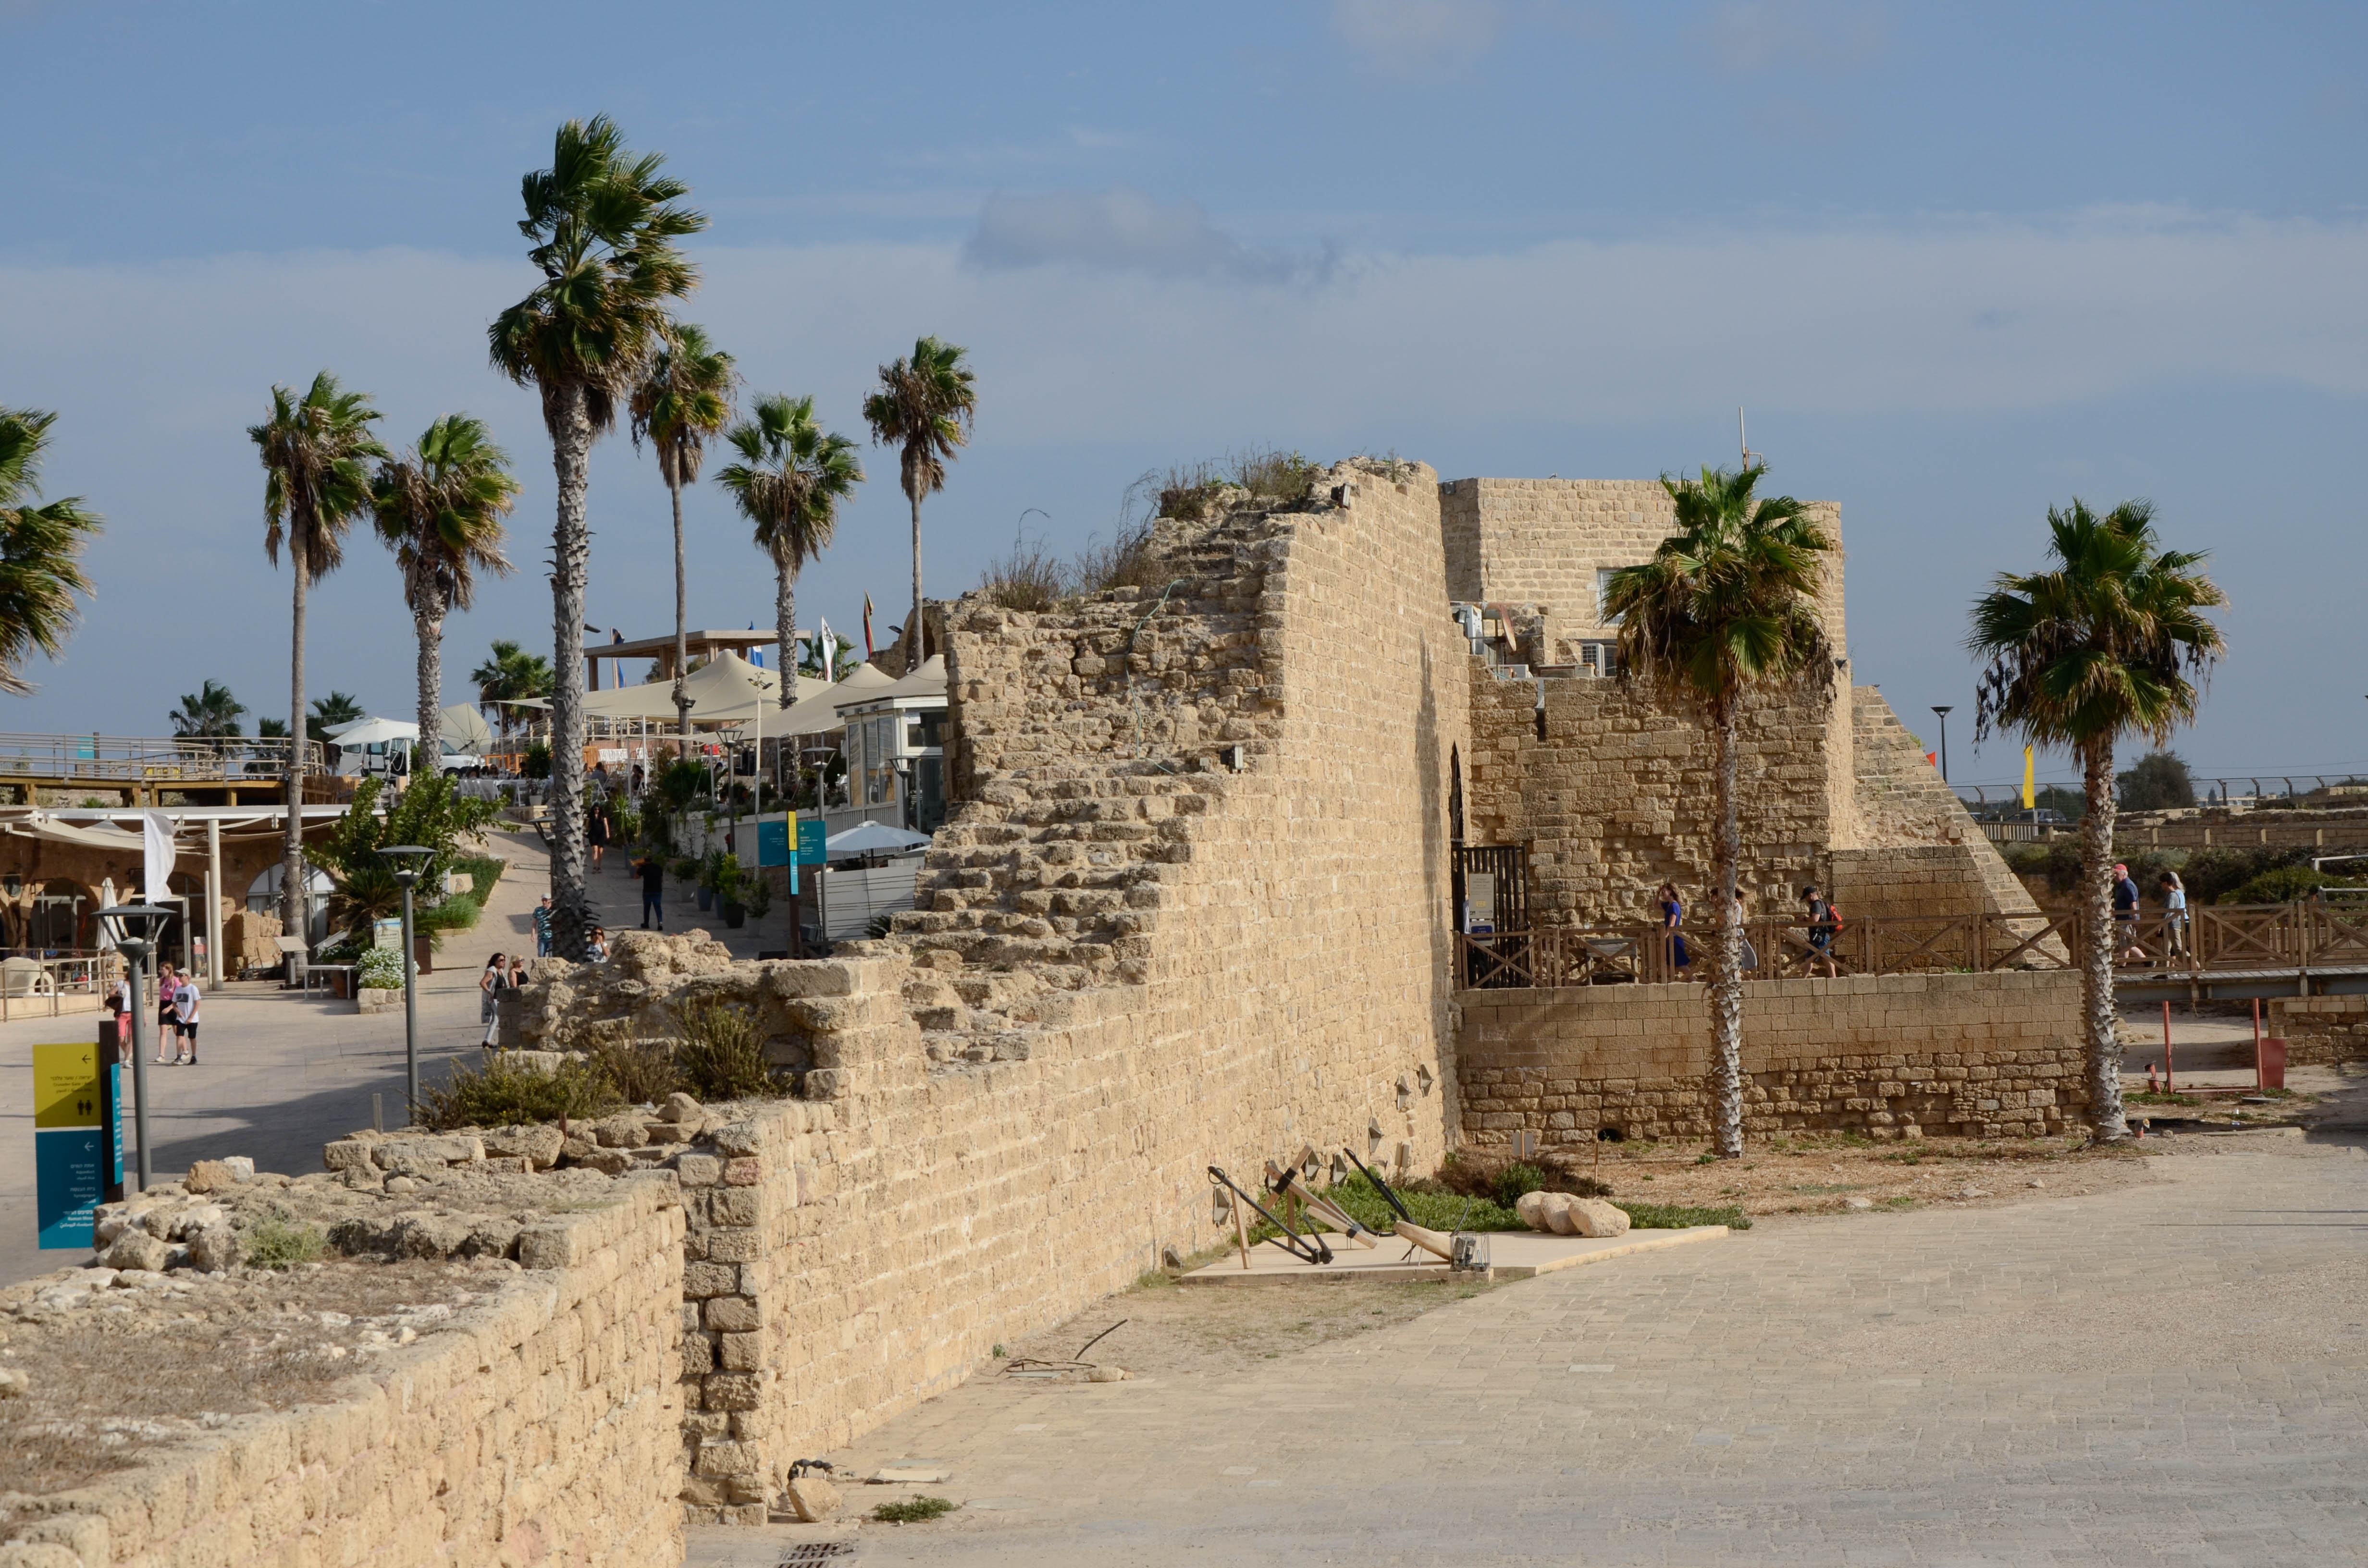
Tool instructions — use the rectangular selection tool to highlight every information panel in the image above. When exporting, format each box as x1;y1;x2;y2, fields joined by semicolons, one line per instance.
33;1041;118;1249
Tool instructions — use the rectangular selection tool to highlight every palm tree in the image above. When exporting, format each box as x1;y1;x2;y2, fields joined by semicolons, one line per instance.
862;336;976;673
172;680;247;739
716;395;864;710
372;415;519;763
250;372;384;962
470;639;555;743
1969;500;2225;1142
629;322;737;738
490;116;703;960
308;691;364;745
1603;465;1834;1159
0;407;102;695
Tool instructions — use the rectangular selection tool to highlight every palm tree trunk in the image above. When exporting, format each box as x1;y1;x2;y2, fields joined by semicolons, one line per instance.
776;560;796;710
2080;737;2129;1139
670;470;691;745
547;381;593;961
283;533;309;981
1708;694;1746;1157
414;586;445;765
905;484;924;675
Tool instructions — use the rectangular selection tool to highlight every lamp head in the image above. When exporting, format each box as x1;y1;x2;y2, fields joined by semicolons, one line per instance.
1931;705;1953;718
96;902;172;962
377;844;435;887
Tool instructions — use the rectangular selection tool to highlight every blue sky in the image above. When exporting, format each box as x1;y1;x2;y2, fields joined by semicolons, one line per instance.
4;0;2364;786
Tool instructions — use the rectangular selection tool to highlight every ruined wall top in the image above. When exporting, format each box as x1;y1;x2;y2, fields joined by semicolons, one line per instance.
1440;476;1846;661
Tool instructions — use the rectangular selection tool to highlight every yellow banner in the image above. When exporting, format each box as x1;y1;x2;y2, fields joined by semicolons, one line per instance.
2022;747;2036;810
32;1041;101;1129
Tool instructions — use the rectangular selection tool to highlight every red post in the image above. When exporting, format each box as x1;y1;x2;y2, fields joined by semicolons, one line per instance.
2259;1037;2287;1091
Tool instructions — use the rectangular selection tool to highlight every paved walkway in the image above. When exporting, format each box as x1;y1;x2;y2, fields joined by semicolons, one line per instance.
692;1104;2368;1567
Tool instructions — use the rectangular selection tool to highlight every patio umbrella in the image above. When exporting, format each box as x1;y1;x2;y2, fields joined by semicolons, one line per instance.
824;821;931;856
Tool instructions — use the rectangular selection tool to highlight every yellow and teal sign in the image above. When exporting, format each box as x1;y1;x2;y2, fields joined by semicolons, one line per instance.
34;1040;121;1249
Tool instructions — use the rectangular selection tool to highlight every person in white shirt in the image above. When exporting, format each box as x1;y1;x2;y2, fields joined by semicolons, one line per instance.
171;971;202;1065
2159;870;2189;959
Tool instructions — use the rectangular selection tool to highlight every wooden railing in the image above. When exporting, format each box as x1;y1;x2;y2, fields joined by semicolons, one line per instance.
1458;901;2368;990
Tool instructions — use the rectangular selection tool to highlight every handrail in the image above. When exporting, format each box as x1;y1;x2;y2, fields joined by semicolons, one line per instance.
1457;901;2368;990
0;733;325;782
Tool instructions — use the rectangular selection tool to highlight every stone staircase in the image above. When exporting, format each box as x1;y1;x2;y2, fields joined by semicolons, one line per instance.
883;494;1307;1056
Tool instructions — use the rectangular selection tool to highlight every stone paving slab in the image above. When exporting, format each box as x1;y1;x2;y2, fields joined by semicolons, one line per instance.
1181;1224;1728;1285
689;1132;2368;1567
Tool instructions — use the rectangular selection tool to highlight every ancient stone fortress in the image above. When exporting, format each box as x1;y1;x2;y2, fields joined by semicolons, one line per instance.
0;462;2086;1563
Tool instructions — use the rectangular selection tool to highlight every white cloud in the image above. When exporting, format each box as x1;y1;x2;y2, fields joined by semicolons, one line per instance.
1330;0;1505;76
1;206;2363;733
964;186;1320;283
1699;0;1889;74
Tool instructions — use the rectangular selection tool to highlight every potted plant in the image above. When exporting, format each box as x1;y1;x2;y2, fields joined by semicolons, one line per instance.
716;858;748;929
695;849;728;912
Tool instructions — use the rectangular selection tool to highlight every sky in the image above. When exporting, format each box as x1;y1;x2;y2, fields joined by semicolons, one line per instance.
3;0;2363;790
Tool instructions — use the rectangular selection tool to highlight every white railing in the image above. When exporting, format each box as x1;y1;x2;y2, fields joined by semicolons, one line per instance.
0;732;324;783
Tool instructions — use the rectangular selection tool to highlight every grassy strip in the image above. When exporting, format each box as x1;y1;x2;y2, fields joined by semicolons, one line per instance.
874;1496;958;1524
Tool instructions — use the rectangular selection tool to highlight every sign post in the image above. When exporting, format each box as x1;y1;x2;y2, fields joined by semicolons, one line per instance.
34;1040;120;1250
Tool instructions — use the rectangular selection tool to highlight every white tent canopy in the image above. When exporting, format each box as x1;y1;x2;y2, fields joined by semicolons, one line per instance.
824;821;931;856
323;715;420;747
868;654;948;703
777;662;897;737
580;651;829;726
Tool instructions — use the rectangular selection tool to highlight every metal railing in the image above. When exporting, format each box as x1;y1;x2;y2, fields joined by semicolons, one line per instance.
1458;902;2368;990
1458;913;2076;990
1957;775;2368;820
0;732;324;783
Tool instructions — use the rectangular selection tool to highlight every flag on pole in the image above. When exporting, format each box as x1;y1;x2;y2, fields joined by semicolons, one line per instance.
748;620;763;670
861;595;876;659
2022;747;2036;810
816;616;836;682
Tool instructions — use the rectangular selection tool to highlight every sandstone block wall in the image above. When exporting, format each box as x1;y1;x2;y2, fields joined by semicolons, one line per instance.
1458;971;2086;1144
1464;662;1843;922
3;1181;685;1568
2267;996;2368;1066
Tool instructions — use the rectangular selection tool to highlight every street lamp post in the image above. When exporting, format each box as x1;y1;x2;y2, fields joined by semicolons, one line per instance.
95;903;170;1192
378;845;435;1120
1931;705;1954;784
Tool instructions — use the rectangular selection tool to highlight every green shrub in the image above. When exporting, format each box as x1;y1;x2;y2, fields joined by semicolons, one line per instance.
588;1037;679;1105
418;1053;618;1130
243;1214;328;1268
674;996;785;1102
741;874;772;919
522;740;551;779
669;856;698;883
357;947;406;990
2221;865;2356;905
1493;1162;1549;1211
873;1496;957;1524
656;759;704;812
1617;1201;1751;1231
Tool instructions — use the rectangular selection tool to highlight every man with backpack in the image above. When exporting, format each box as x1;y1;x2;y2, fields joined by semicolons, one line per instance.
1800;884;1842;978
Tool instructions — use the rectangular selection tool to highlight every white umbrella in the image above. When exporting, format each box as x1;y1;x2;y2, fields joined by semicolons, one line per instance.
323;715;421;747
824;821;931;856
439;703;494;754
96;877;117;951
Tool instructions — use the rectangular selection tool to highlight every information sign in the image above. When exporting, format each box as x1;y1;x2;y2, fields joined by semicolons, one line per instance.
33;1041;118;1249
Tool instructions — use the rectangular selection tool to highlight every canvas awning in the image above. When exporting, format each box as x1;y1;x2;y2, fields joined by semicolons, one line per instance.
777;663;897;737
865;654;948;704
580;651;829;726
824;821;931;855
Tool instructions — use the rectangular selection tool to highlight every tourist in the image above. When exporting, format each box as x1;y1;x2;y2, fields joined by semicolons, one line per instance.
2159;870;2189;959
508;954;529;993
1737;890;1759;974
2112;863;2146;964
532;894;554;958
1800;886;1841;978
170;967;201;1066
479;952;507;1047
637;851;665;931
1655;881;1691;979
106;968;133;1062
587;925;609;963
630;761;645;797
588;797;611;874
152;961;179;1064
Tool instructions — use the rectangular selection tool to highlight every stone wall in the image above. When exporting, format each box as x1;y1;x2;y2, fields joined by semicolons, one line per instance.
1464;662;1845;923
2267;996;2368;1066
506;460;1476;1507
1458;971;2087;1145
0;1178;685;1568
